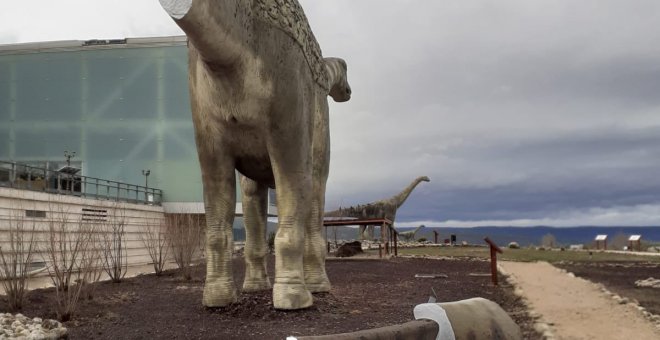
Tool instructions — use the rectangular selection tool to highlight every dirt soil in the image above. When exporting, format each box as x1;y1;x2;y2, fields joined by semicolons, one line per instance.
555;261;660;315
2;257;541;339
501;261;660;340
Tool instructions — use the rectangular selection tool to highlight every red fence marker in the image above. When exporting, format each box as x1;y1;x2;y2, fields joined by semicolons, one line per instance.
484;237;503;286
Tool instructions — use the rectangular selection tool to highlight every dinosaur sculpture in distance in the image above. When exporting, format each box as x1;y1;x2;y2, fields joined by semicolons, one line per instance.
398;224;426;241
325;176;430;239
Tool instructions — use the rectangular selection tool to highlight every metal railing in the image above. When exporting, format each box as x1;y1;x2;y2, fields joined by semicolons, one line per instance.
0;161;163;206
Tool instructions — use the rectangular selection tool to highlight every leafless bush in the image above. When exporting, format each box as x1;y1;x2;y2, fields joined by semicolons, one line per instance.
45;205;100;321
610;232;628;250
166;214;204;280
100;205;127;283
541;233;557;248
139;218;170;276
0;210;38;311
81;232;104;300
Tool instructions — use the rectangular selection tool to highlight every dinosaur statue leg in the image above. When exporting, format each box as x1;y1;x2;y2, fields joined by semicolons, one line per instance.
240;175;271;292
304;97;331;293
304;177;331;292
200;153;238;307
269;118;314;310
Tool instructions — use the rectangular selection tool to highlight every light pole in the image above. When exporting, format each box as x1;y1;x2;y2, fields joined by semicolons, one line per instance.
63;151;76;192
64;151;76;167
142;169;151;202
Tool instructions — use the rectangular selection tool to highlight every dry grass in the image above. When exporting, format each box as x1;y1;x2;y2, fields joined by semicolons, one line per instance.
388;245;660;263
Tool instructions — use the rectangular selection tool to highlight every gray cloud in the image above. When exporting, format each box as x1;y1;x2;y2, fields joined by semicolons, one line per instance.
302;1;660;226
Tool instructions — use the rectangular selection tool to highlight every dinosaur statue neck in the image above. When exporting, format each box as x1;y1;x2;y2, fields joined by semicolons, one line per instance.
389;176;428;209
163;0;252;67
413;225;424;234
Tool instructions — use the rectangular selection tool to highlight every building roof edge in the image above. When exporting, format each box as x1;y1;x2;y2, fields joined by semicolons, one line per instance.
0;35;187;55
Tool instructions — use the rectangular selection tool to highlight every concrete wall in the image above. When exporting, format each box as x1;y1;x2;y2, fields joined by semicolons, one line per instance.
0;187;171;277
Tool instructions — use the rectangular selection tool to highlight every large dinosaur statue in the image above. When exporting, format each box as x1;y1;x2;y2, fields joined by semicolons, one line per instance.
325;176;430;239
399;224;425;241
160;0;351;310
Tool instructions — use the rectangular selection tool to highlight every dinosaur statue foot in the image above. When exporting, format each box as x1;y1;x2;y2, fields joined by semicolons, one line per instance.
272;283;313;310
242;277;272;292
202;279;238;307
305;277;331;293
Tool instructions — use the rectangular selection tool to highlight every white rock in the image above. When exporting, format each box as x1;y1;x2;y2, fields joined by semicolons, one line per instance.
534;323;550;333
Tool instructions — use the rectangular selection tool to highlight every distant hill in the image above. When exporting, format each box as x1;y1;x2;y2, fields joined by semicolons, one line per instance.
231;222;660;248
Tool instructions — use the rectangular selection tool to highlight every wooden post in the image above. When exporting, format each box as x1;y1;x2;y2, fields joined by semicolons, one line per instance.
381;223;389;255
378;243;382;258
327;241;330;254
394;229;398;256
433;230;439;244
358;225;366;240
484;237;503;286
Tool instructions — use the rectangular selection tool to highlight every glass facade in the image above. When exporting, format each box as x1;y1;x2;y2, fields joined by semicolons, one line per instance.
0;37;204;203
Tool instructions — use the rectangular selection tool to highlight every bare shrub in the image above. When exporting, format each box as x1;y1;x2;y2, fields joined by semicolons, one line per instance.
166;214;203;280
100;205;128;283
81;233;104;300
541;233;556;249
610;232;628;250
139;218;170;276
45;204;100;321
0;209;38;311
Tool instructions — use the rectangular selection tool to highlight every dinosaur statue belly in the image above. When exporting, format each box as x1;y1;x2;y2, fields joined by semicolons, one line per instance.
236;156;275;188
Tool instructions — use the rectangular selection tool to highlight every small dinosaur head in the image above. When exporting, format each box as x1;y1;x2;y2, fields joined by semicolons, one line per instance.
325;57;352;102
420;176;430;182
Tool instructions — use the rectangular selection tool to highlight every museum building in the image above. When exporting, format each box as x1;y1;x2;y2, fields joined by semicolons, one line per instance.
0;36;276;215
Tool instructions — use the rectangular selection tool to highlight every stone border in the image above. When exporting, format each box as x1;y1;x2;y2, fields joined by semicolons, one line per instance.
0;313;67;339
555;268;660;332
503;263;660;339
498;264;557;340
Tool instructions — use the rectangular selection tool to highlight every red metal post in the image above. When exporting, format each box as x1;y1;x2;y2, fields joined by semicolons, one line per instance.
378;243;382;258
490;247;498;285
484;237;503;286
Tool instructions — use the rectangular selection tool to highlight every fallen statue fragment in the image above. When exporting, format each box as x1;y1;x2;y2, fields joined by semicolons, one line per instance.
291;297;522;340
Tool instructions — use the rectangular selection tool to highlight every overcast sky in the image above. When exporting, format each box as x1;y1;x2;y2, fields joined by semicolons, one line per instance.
2;1;660;227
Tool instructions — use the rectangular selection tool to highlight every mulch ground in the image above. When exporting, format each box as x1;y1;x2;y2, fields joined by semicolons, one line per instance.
555;260;660;315
2;256;542;339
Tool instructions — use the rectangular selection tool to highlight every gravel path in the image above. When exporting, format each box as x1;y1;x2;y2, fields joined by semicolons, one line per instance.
500;261;660;340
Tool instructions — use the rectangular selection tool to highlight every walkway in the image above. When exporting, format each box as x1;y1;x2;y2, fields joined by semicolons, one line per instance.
500;261;660;340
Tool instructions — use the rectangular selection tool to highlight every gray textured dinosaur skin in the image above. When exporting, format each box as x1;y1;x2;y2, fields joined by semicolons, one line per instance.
325;176;430;239
160;0;351;310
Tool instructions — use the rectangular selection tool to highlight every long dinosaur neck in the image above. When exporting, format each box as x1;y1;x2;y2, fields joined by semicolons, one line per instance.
413;225;424;234
390;177;428;208
161;0;251;66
